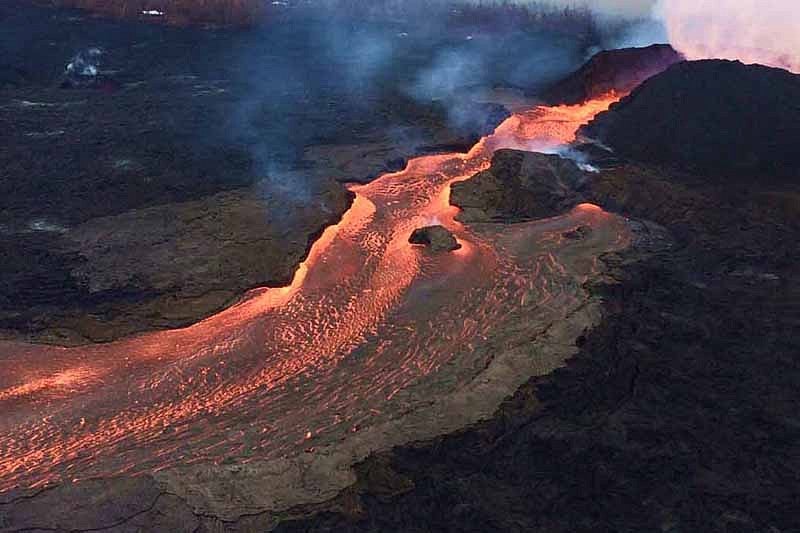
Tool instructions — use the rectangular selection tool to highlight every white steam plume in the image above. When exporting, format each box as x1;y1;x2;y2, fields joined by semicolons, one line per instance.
656;0;800;73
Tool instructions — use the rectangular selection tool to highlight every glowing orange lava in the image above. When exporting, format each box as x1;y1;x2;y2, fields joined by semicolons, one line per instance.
0;94;622;492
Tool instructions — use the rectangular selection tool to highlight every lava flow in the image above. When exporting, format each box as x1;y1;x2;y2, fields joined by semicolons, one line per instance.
0;93;626;492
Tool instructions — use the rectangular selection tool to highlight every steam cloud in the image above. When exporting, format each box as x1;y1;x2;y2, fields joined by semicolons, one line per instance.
657;0;800;73
491;0;800;74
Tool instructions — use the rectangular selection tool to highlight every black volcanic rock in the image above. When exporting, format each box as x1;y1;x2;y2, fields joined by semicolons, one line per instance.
0;182;354;345
0;64;29;88
562;224;592;240
0;0;527;343
409;225;461;252
46;0;266;27
582;60;800;181
270;159;800;532
451;149;587;222
541;44;684;105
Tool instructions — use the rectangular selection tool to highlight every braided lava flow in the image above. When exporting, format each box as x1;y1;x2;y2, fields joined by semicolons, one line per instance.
0;93;626;492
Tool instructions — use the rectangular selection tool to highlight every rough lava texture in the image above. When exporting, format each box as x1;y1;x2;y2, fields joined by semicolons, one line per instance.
408;225;461;252
0;183;353;345
6;153;797;532
582;59;800;182
261;56;800;533
3;18;799;533
40;0;265;26
540;44;684;105
0;0;515;343
304;102;510;185
0;184;637;532
450;149;588;222
268;160;800;533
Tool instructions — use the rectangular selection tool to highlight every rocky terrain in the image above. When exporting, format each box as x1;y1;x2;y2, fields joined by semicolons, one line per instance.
43;0;265;26
408;225;461;252
1;183;352;344
450;150;588;222
260;61;800;532
584;60;800;181
3;5;798;530
1;0;553;343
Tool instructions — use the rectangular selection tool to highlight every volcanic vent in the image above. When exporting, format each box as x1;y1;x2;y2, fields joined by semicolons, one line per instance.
583;59;800;181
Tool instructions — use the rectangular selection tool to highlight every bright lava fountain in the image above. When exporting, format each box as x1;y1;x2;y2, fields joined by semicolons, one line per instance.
0;94;627;492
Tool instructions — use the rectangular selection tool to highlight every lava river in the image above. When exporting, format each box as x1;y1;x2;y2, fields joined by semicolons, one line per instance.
0;94;627;492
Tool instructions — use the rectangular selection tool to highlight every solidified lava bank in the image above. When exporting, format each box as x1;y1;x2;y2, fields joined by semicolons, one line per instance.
0;94;631;524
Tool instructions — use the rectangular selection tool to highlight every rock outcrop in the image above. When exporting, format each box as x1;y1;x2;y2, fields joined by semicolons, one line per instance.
540;44;684;105
408;225;461;252
450;149;587;222
582;60;800;182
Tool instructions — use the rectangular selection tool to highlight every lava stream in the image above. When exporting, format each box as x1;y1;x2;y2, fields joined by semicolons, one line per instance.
0;93;624;492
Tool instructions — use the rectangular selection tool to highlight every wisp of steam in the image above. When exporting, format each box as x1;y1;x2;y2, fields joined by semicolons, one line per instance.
66;47;103;77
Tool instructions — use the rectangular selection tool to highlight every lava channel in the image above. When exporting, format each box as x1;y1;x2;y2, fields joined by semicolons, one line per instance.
0;93;627;492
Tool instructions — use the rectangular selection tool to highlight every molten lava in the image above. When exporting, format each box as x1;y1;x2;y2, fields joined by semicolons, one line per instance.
0;94;625;492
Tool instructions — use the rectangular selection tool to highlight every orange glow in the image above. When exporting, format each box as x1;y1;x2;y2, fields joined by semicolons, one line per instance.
0;93;624;492
0;367;98;403
574;202;604;213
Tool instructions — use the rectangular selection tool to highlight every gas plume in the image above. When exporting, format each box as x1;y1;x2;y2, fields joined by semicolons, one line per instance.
657;0;800;73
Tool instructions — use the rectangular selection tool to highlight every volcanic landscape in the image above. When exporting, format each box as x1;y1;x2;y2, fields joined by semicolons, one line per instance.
1;1;799;532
